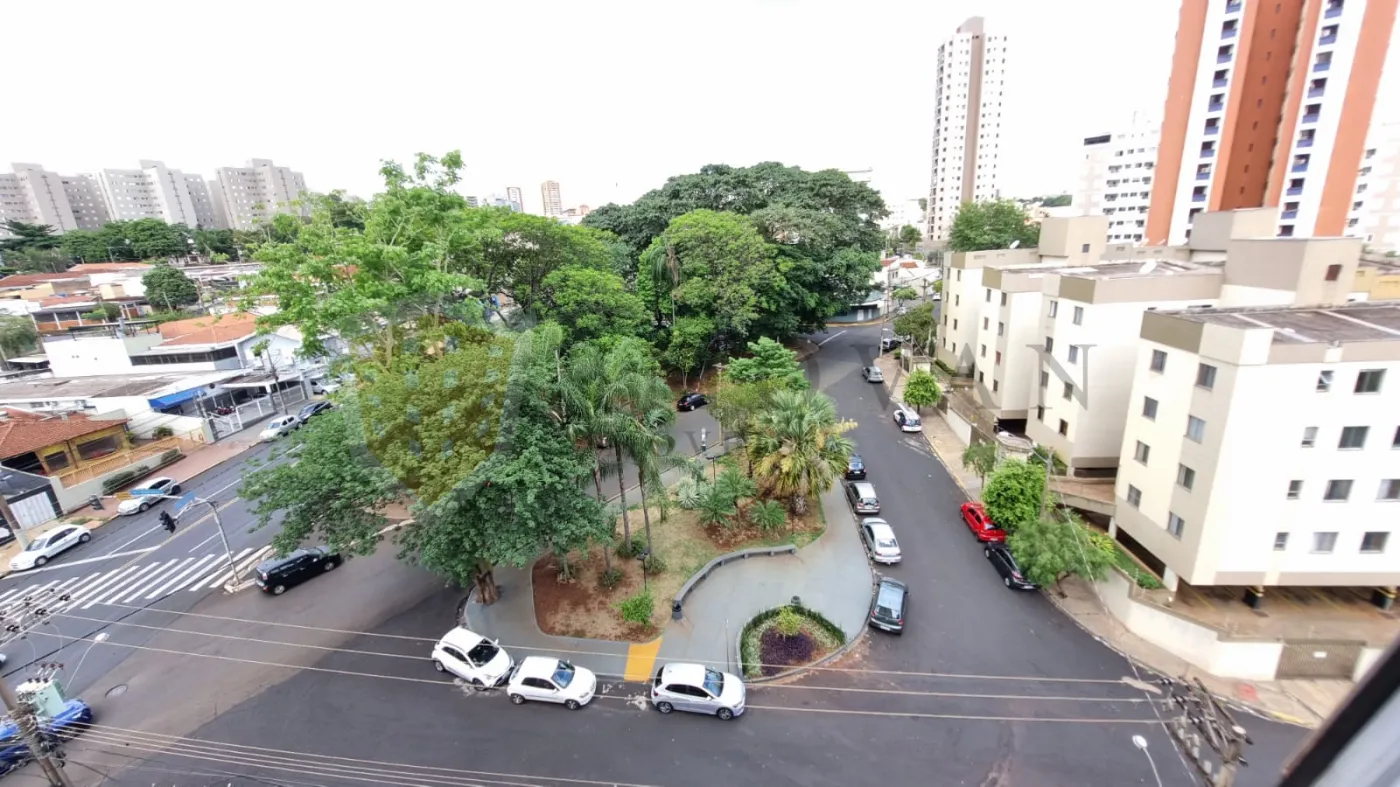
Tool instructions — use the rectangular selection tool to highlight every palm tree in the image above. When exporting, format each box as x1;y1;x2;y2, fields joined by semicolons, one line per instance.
747;389;855;515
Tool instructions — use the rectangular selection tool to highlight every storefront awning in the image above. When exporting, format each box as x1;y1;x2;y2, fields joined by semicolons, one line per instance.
148;388;203;409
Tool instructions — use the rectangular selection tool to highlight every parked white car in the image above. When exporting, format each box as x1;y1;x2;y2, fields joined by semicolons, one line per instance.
860;518;902;564
116;477;181;515
506;657;597;710
9;525;91;571
650;662;746;720
431;627;514;688
258;415;300;442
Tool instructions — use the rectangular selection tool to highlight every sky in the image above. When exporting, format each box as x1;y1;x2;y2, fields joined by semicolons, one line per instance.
6;0;1185;215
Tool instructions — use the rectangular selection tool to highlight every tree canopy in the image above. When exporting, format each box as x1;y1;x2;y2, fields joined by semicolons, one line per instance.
902;369;942;413
1007;514;1114;593
948;200;1040;253
981;458;1046;531
723;337;807;390
0;221;62;254
61;218;195;262
892;302;937;355
142;263;201;309
536;265;647;347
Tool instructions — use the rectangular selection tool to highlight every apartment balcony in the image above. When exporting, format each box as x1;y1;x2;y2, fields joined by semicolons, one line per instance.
1192;192;1207;203
1226;0;1242;12
1308;86;1326;98
1298;137;1314;148
1213;77;1229;88
1201;148;1216;159
1222;27;1238;39
1324;4;1343;18
1208;100;1225;112
1319;33;1338;46
1204;125;1220;136
1314;61;1331;73
1281;209;1299;220
1217;53;1234;64
1196;171;1211;181
1286;186;1304;196
1302;112;1321;124
1292;163;1309;173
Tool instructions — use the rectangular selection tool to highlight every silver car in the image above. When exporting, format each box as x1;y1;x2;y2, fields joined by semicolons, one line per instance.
861;519;902;564
650;663;746;720
862;366;884;383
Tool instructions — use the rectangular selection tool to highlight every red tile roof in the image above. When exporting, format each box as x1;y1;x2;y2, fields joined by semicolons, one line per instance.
0;408;127;460
157;312;259;346
0;273;84;288
900;261;920;269
67;263;154;274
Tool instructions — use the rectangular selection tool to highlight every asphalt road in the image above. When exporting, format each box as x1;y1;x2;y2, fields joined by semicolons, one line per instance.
16;327;1312;787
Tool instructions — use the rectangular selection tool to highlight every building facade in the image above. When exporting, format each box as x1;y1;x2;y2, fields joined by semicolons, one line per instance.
58;174;110;230
1075;113;1162;244
1349;120;1400;252
211;159;308;231
0;164;80;238
925;16;1007;242
540;181;563;217
1146;0;1398;246
505;186;524;213
99;160;223;228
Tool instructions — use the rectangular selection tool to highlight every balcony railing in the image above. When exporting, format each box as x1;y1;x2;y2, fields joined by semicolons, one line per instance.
1213;77;1229;88
1196;171;1211;181
1192;193;1207;203
1319;33;1338;45
1292;163;1309;173
1201;148;1216;158
1302;112;1321;123
1324;4;1343;18
1208;100;1224;112
1298;137;1314;148
1286;186;1304;196
1205;126;1220;136
1217;53;1234;64
1314;61;1331;72
1222;27;1238;39
1308;86;1326;98
1281;209;1299;220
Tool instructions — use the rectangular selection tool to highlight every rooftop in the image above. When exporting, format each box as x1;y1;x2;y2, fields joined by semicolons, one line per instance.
157;312;259;347
1163;302;1400;344
996;258;1214;280
0;370;247;401
0;408;127;460
0;272;84;289
67;263;153;274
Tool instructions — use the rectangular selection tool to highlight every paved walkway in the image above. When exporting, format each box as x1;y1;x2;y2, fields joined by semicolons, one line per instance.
464;479;873;683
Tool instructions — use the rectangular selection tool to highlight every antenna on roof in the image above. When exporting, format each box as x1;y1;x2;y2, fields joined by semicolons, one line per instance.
1009;240;1021;249
1139;260;1157;275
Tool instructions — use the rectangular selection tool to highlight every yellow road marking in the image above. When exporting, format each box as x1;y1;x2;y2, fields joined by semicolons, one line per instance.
623;637;663;682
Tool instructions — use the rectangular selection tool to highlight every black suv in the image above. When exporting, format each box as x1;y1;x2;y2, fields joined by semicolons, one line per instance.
984;543;1037;590
869;577;908;633
298;401;333;424
845;454;866;480
254;546;342;595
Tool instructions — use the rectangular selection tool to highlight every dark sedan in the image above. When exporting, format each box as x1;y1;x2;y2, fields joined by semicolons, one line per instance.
297;401;333;424
868;577;908;633
845;454;866;479
677;392;707;411
984;543;1037;590
255;546;343;595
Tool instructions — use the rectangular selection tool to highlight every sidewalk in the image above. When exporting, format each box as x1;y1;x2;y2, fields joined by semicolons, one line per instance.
464;477;873;683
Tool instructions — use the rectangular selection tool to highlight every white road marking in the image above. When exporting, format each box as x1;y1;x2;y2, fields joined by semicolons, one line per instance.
106;521;168;555
187;533;220;553
0;588;27;605
203;547;266;589
65;566;144;610
818;330;848;347
11;546;160;576
112;560;188;604
145;554;218;599
82;563;163;609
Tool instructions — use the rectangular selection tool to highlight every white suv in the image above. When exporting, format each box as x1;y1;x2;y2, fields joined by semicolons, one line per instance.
506;657;597;710
431;627;514;688
894;406;922;433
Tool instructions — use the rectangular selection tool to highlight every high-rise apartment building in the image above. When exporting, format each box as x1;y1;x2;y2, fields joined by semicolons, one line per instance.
1146;0;1398;246
1349;120;1400;252
99;160;223;229
1075;113;1162;244
0;163;81;237
211;158;308;231
540;180;563;217
925;17;1007;242
58;174;110;230
506;186;524;213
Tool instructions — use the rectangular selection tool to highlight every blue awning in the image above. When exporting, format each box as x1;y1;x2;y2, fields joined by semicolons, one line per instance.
148;388;203;409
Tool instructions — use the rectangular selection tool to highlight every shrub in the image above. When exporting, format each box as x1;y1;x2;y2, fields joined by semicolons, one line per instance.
1086;528;1117;559
617;589;654;626
152;426;174;440
598;568;624;590
643;554;667;575
747;499;787;532
159;449;181;465
674;477;704;509
101;464;151;494
615;534;646;559
774;606;803;637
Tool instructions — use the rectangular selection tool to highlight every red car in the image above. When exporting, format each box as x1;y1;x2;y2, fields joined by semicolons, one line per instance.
960;502;1006;543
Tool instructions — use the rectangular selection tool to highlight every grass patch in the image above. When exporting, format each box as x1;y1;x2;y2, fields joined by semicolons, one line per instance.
1113;544;1164;590
740;603;846;678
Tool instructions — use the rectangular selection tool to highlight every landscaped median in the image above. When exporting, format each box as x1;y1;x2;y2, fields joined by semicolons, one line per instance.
738;603;847;679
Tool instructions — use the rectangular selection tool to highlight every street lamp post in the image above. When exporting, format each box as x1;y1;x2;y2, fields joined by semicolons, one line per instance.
1131;735;1164;787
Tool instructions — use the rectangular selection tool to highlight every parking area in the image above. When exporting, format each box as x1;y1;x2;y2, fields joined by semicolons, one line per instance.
1160;583;1398;644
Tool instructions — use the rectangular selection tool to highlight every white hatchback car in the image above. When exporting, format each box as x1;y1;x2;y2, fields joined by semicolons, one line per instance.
650;662;746;720
860;518;902;564
506;657;597;710
258;415;300;442
9;525;91;572
431;627;514;688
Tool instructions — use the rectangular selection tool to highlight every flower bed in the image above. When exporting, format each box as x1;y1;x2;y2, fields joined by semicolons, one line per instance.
739;604;846;679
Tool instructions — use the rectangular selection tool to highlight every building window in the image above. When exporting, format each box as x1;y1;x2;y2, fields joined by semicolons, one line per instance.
1323;479;1353;501
1001;292;1007;306
1134;441;1150;464
1316;370;1333;392
1287;480;1304;499
955;295;960;306
995;351;1002;365
953;319;958;330
978;371;985;383
1311;532;1338;554
1361;532;1389;554
1142;397;1158;419
1394;425;1400;448
1040;371;1049;388
1045;337;1054;353
1126;485;1142;507
1338;426;1369;449
1379;479;1400;501
1301;426;1318;447
1195;363;1217;390
1186;416;1206;442
1177;464;1196;490
1036;405;1045;421
1150;349;1167;372
992;380;1000;393
1167;513;1185;538
983;317;989;329
1058;419;1069;436
998;321;1005;337
985;290;992;303
1072;306;1084;325
981;344;987;358
1325;263;1342;281
1274;532;1289;551
1062;381;1073;400
1049;300;1059;318
1068;346;1079;364
1355;369;1385;393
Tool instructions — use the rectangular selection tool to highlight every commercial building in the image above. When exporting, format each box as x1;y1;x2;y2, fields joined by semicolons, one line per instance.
505;186;524;213
0;164;81;237
1075;113;1161;244
99;161;222;229
540;180;563;218
211;159;308;231
1146;0;1398;245
924;16;1007;242
1349;120;1400;252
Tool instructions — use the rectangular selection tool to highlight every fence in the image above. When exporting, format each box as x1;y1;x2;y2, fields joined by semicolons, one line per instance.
52;431;206;487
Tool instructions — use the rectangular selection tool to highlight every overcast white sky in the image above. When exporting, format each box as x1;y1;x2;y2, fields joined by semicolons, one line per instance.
6;0;1184;215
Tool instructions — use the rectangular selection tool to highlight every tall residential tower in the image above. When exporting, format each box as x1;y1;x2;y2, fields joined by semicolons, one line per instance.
925;17;1007;242
540;180;563;217
1146;0;1398;245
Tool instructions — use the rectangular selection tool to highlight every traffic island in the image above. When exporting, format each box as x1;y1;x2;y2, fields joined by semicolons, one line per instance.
738;604;846;680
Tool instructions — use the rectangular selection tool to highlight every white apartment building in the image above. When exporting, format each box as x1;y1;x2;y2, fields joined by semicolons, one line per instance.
0;163;80;237
99;161;223;229
58;174;110;230
1075;113;1160;245
505;186;524;213
1115;296;1399;592
211;159;308;231
1349;120;1400;253
925;16;1006;242
540;181;563;217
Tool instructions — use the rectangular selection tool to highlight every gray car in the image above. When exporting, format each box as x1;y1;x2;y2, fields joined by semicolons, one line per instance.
650;663;746;720
862;366;884;382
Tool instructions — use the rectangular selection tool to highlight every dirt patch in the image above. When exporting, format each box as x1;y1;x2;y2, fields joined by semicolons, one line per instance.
533;501;825;643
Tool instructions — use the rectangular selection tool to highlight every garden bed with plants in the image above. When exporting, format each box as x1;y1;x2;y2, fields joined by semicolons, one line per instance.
533;461;824;643
739;604;846;679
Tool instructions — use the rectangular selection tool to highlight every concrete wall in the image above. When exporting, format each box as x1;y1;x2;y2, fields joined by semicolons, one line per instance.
942;406;974;445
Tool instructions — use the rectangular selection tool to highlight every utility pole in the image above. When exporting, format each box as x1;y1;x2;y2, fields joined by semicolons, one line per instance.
0;593;73;786
1161;676;1251;786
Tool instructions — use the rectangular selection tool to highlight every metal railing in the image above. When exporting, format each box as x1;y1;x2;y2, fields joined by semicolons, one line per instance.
51;431;206;486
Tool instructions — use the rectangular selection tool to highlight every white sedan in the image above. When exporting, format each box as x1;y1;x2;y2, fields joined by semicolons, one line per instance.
9;525;91;571
117;477;181;515
258;415;300;442
431;627;514;688
506;657;597;710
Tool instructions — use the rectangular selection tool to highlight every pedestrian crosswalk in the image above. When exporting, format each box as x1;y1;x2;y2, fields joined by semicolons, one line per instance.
0;545;275;615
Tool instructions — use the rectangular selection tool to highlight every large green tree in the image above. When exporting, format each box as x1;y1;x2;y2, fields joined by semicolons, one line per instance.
0;221;61;253
981;458;1047;531
723;337;807;390
892;302;937;355
142;263;200;309
1007;514;1114;594
536;265;647;347
948;200;1040;253
7;248;72;274
747;388;855;514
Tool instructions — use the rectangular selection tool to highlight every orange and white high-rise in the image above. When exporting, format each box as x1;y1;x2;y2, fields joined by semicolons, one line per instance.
1146;0;1397;245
